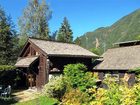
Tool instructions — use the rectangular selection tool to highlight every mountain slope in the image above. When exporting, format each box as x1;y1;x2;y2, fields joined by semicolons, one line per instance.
76;9;140;54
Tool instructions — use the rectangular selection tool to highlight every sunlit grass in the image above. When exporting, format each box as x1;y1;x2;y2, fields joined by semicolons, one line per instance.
15;96;59;105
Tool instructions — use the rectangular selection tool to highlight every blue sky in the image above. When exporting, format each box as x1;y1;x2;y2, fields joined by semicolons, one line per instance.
0;0;140;39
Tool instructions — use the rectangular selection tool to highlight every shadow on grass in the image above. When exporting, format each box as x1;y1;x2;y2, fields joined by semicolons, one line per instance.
0;97;17;105
0;89;19;105
0;93;59;105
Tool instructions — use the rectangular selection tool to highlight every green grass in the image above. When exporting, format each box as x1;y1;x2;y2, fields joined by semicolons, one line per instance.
15;96;59;105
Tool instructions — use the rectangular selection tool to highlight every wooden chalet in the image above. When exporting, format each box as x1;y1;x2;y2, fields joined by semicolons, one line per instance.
15;38;98;89
94;40;140;86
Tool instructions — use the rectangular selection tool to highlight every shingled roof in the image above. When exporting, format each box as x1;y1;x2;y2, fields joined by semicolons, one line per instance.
95;45;140;70
15;56;38;67
28;38;98;58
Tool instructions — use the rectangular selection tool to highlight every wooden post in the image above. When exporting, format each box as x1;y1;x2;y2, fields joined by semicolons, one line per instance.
46;58;50;83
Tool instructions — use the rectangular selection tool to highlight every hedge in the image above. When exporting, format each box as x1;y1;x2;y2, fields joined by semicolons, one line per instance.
0;65;16;71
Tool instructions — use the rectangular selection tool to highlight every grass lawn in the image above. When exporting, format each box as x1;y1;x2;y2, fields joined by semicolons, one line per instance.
15;96;59;105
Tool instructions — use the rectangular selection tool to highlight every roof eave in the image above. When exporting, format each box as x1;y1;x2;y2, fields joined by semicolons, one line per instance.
114;40;140;45
28;38;47;56
48;54;99;58
93;68;129;71
18;38;29;57
15;56;39;68
15;65;29;68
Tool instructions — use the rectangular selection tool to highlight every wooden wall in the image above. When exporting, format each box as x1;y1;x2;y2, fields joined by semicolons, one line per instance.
48;56;92;71
36;54;48;89
20;42;49;89
94;70;135;86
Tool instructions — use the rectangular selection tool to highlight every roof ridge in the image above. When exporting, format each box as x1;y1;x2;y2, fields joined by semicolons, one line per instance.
29;38;93;54
107;44;140;51
27;37;98;58
114;40;140;45
29;37;76;45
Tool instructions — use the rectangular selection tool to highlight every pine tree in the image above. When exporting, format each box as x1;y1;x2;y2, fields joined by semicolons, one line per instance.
18;0;52;41
57;17;73;43
0;6;17;65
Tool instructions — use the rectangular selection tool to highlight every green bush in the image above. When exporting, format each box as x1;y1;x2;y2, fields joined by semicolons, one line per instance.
42;75;66;100
63;63;96;91
0;66;19;88
0;65;16;71
90;47;101;55
62;88;90;105
133;83;140;105
90;77;138;105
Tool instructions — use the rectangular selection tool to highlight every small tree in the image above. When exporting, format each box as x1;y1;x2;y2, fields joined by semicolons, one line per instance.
57;17;73;43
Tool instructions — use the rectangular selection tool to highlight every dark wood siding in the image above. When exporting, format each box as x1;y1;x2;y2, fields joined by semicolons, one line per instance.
49;56;92;71
19;42;48;89
98;72;104;80
119;71;125;78
128;73;135;86
94;70;135;86
36;54;47;89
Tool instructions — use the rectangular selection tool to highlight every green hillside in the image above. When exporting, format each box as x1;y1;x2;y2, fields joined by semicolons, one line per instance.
76;9;140;55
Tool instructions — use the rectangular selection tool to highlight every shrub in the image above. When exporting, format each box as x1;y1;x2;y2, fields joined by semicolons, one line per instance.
43;63;96;102
89;88;107;105
62;88;90;105
61;63;96;104
0;67;20;88
121;85;137;105
63;63;96;91
133;83;140;105
0;65;16;71
42;75;66;100
90;47;101;55
90;76;139;105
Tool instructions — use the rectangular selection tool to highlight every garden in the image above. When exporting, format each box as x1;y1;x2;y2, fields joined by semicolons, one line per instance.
40;63;140;105
1;63;140;105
